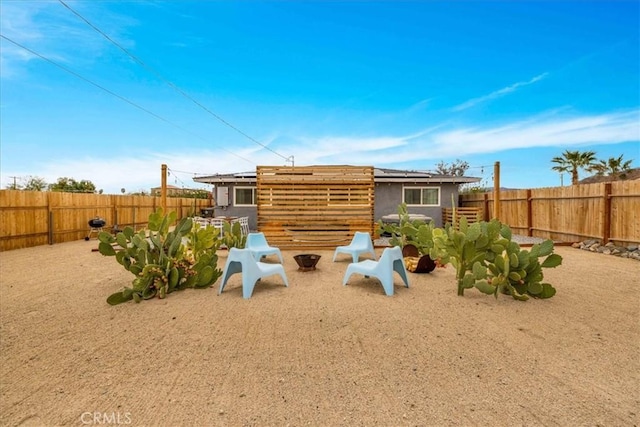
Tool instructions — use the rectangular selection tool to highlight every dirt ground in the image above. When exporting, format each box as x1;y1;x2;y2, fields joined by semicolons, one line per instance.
0;240;638;427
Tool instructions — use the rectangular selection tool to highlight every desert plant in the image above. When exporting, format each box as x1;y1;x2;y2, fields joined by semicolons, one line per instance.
429;216;562;300
221;220;247;249
98;209;222;305
591;154;633;179
378;203;438;273
377;203;435;256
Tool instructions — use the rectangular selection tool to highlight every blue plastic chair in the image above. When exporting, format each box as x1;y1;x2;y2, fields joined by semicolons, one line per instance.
246;232;284;263
332;231;377;263
342;246;409;296
219;248;289;299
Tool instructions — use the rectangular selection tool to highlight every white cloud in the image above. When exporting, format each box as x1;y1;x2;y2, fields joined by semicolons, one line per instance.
428;110;639;157
451;73;550;112
3;109;637;194
273;109;639;167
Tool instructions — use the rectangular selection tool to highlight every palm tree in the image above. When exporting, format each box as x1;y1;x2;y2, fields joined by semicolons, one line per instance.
551;150;597;185
592;155;633;179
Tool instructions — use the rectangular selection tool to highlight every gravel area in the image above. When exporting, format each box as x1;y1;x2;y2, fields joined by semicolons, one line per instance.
1;240;638;426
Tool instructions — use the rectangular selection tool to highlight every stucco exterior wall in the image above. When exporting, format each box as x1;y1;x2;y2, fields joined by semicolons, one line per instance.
212;184;259;231
210;181;461;231
373;182;460;227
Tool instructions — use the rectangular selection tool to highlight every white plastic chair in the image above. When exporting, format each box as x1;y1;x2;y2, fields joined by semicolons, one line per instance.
218;248;289;299
210;218;225;235
246;232;284;263
342;246;409;296
238;217;250;236
332;231;377;263
193;217;211;228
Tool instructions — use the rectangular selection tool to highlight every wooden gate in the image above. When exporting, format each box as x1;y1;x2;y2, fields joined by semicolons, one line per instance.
256;166;375;250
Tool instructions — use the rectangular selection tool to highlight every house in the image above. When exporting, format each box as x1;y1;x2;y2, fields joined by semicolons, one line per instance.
193;167;480;231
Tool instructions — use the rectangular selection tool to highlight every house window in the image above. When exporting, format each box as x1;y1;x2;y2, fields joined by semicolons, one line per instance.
403;186;440;206
235;186;256;206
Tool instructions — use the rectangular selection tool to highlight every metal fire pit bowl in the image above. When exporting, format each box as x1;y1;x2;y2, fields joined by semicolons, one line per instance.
293;254;321;271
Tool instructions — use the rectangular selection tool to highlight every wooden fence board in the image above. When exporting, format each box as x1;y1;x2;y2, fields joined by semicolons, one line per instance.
460;180;639;245
0;190;210;251
610;180;639;243
0;190;50;249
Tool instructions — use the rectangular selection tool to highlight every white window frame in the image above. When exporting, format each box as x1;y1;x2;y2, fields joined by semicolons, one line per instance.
402;186;440;206
234;186;256;206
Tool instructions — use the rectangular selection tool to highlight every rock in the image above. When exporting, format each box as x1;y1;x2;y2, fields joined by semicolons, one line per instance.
572;239;639;261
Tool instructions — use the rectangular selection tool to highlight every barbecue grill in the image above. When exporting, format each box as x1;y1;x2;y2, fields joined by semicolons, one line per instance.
85;217;106;240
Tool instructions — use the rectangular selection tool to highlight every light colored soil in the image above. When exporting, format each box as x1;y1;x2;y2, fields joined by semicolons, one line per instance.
1;241;638;427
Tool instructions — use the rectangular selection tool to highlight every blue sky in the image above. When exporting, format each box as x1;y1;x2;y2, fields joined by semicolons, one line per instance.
1;0;638;194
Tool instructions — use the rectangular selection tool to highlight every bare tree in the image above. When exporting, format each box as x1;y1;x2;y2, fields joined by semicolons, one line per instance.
435;159;469;177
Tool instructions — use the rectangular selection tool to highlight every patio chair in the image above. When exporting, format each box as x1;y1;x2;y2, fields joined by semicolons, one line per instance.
218;248;289;299
209;217;225;235
332;231;377;263
193;217;211;228
246;232;284;263
238;217;250;236
342;246;409;296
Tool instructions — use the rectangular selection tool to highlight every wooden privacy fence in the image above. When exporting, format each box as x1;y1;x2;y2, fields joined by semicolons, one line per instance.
256;165;375;250
460;180;640;245
0;190;211;252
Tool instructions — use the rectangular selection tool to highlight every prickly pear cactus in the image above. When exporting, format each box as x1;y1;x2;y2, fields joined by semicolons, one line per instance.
98;209;223;305
377;203;435;256
221;220;246;249
429;216;562;300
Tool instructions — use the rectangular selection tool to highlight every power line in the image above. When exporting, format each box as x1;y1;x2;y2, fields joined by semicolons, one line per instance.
166;167;213;189
58;0;291;164
0;34;256;167
166;167;189;188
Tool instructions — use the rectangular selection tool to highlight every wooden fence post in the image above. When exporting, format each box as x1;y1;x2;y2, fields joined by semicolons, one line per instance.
48;211;54;245
483;193;489;221
493;161;500;220
602;183;612;244
161;164;167;213
111;195;117;231
526;189;533;237
47;192;53;245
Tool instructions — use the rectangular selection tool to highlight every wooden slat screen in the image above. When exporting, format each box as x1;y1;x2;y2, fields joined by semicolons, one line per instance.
442;207;483;227
257;166;375;250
